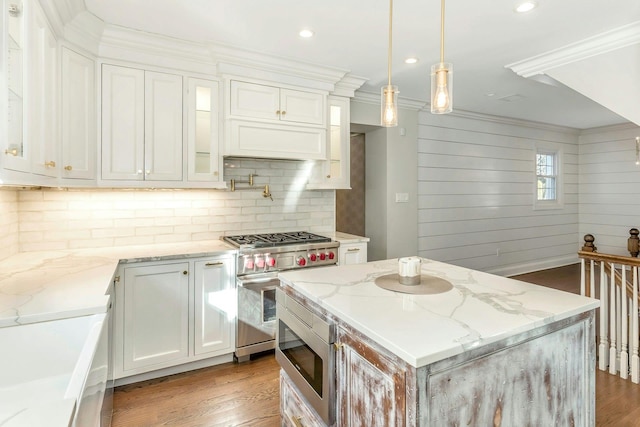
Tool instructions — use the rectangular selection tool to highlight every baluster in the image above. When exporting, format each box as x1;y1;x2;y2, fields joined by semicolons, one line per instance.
620;267;629;379
629;228;639;257
610;262;618;374
599;261;609;371
590;260;596;298
633;267;639;384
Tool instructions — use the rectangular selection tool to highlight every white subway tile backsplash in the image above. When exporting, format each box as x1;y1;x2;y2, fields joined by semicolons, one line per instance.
0;159;335;253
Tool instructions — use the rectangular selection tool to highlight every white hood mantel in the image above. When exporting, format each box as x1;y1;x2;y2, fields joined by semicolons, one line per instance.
506;21;640;127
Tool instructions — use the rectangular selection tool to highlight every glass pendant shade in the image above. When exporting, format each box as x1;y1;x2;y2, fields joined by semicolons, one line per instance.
431;63;453;114
381;85;399;127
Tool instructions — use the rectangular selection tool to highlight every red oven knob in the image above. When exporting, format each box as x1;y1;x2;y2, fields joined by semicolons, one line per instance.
319;252;326;261
256;257;265;268
297;256;307;266
244;258;255;269
267;257;276;267
309;253;317;262
328;251;335;260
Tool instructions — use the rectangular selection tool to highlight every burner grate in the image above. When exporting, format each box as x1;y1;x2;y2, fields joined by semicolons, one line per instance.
223;231;331;248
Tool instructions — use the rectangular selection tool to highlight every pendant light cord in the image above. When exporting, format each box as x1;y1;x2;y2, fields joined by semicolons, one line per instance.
440;0;445;64
388;0;393;86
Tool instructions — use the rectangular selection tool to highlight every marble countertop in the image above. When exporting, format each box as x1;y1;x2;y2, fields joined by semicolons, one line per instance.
328;231;370;244
279;258;599;368
0;240;235;328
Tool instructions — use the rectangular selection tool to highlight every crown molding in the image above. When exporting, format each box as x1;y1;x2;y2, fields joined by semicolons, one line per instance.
578;121;638;135
441;109;581;135
211;42;352;92
99;25;216;75
63;12;104;56
353;91;428;111
332;74;369;98
506;21;640;78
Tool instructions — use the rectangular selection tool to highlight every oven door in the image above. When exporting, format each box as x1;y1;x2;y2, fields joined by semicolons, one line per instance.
236;274;278;356
276;297;335;425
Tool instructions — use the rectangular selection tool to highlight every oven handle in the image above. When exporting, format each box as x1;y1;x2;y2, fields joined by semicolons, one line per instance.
237;275;280;290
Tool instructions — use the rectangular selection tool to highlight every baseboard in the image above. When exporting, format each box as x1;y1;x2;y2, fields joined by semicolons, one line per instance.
487;254;579;278
114;353;234;387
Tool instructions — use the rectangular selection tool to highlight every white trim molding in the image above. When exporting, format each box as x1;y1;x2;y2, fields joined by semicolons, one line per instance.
506;21;640;78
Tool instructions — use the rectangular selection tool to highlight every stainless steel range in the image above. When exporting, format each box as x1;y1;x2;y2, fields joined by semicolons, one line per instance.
222;231;339;361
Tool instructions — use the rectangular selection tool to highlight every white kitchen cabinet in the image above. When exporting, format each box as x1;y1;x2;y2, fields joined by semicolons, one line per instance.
307;95;351;189
28;0;57;178
101;64;183;182
193;258;235;356
225;79;327;160
187;77;223;185
114;255;235;380
230;80;325;126
61;47;95;180
338;242;367;265
120;261;190;372
3;0;29;173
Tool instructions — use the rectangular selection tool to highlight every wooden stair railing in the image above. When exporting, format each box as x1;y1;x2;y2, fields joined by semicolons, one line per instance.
578;231;640;384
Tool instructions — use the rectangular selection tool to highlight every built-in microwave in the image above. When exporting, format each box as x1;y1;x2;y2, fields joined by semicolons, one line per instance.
275;288;335;425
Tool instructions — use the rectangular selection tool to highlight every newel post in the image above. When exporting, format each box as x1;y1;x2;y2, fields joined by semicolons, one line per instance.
582;234;597;252
628;228;639;257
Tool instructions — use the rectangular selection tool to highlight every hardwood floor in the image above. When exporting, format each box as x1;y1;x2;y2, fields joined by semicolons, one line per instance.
112;264;640;426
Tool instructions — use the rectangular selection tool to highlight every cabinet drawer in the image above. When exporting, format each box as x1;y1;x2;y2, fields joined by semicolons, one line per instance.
280;370;325;427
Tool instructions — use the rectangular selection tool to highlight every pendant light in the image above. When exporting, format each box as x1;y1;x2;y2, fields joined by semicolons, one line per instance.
431;0;452;114
381;0;399;127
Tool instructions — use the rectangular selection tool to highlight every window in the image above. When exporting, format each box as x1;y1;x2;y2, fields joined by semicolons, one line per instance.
536;152;557;201
534;147;563;210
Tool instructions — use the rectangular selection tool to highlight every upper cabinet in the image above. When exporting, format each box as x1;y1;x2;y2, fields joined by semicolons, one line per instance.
186;77;223;186
307;95;351;189
225;79;327;160
61;47;96;181
28;0;57;178
2;0;58;180
101;64;183;183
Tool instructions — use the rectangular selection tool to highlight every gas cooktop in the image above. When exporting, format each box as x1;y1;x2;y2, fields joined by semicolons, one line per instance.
222;231;332;248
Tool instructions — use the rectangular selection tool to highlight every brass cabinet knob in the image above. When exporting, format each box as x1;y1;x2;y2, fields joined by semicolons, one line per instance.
64;165;73;171
183;271;188;275
276;110;281;115
44;161;56;168
281;110;286;116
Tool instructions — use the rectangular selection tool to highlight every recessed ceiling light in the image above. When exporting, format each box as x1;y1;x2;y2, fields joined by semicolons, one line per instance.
405;57;419;64
299;29;314;38
515;1;537;13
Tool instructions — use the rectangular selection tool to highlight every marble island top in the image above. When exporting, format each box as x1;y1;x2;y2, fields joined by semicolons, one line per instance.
279;258;599;368
0;240;235;328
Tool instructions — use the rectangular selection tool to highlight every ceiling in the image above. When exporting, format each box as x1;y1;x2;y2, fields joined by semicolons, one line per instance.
83;0;640;129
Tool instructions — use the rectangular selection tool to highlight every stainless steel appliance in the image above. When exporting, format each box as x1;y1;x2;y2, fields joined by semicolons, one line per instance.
222;231;339;361
275;288;335;425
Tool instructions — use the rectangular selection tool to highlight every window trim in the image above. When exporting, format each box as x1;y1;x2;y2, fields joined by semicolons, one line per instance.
533;144;564;210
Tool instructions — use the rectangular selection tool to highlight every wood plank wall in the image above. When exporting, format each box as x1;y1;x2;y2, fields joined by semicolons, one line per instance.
579;123;640;255
417;111;580;276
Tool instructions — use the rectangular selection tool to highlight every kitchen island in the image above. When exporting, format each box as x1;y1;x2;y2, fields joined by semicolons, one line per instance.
278;258;599;426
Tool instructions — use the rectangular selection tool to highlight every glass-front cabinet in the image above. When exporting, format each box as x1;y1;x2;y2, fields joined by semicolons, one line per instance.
186;77;224;187
307;95;350;189
4;0;28;172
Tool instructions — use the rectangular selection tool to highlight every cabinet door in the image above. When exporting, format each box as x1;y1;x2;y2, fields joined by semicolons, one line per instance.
144;71;183;181
3;0;28;172
187;78;221;183
337;327;406;427
28;0;57;177
193;258;235;356
339;243;367;265
101;64;145;180
61;47;95;179
280;88;325;125
229;80;280;122
122;262;190;372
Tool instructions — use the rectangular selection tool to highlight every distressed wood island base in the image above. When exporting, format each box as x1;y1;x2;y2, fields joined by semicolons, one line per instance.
278;258;598;427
